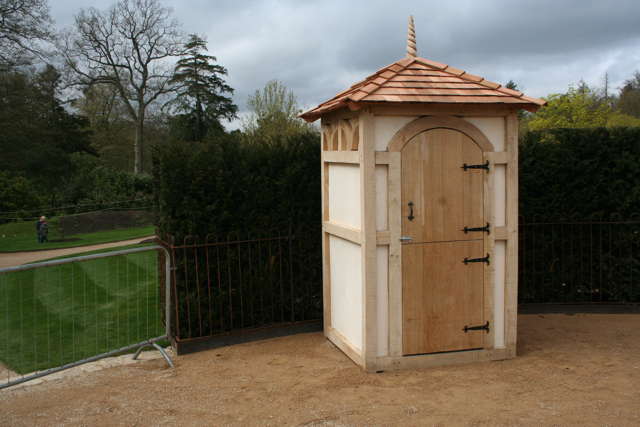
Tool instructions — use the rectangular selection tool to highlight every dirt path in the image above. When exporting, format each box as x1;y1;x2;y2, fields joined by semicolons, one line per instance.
0;362;17;384
0;236;155;269
1;314;638;426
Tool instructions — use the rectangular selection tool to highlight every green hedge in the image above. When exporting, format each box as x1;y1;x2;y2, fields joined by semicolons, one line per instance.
519;127;640;303
520;127;640;221
152;131;323;337
153;132;321;240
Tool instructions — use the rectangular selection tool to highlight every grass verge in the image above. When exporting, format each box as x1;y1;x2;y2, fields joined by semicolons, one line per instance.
0;247;162;374
0;219;154;252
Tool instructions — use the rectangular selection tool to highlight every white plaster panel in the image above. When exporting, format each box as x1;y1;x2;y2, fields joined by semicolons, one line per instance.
465;117;505;152
494;165;506;227
329;235;363;352
373;116;416;151
493;240;506;348
375;165;388;231
328;164;361;229
376;245;389;357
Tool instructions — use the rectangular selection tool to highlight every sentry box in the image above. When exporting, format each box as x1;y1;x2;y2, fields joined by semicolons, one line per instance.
300;17;545;371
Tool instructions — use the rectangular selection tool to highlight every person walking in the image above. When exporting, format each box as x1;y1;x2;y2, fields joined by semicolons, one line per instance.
36;215;48;243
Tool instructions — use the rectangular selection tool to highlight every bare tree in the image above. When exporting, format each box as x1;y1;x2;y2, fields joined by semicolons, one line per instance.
0;0;53;66
60;0;185;174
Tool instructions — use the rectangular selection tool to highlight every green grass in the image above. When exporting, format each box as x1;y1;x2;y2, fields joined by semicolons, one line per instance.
0;248;162;374
0;219;154;252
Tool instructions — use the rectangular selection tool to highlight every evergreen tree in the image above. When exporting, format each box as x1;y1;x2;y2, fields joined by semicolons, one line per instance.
0;65;94;204
618;72;640;118
168;34;237;141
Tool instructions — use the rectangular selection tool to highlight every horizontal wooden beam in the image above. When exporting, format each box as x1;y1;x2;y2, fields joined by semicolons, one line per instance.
494;226;508;240
376;230;390;245
323;151;360;164
368;103;519;117
323;221;362;244
486;151;509;165
376;347;509;371
326;327;364;368
375;152;392;164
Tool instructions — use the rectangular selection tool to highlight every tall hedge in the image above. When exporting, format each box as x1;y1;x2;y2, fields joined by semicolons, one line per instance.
152;131;323;337
520;127;640;221
153;131;321;240
519;127;640;303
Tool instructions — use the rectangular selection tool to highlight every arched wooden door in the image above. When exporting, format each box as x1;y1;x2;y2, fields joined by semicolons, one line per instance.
401;128;488;355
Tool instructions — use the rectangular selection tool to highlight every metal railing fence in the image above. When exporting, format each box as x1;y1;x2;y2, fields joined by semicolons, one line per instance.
161;227;323;345
519;219;640;304
0;245;172;390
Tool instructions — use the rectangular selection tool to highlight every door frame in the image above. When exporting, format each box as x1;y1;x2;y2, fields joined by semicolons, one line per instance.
386;116;496;357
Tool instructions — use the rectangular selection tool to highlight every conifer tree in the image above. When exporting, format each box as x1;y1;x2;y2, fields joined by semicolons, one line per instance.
168;34;237;141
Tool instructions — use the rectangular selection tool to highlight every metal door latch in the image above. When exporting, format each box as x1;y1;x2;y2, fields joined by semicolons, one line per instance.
461;160;490;171
463;222;491;234
463;253;490;265
399;236;413;242
463;321;490;333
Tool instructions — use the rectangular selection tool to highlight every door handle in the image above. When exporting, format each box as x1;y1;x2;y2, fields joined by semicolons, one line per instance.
400;236;413;242
408;201;414;221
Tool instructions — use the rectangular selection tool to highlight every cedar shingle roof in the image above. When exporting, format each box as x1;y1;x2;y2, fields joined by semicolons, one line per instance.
300;56;546;122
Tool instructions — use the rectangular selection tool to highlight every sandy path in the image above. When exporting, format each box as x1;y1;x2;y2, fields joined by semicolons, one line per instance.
0;236;155;269
0;362;17;384
0;314;638;426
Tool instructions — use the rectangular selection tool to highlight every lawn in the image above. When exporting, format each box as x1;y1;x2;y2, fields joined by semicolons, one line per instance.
0;247;163;374
0;219;154;252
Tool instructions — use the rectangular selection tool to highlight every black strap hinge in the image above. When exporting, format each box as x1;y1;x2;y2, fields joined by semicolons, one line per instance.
463;321;490;333
463;222;490;234
461;160;489;171
463;253;490;265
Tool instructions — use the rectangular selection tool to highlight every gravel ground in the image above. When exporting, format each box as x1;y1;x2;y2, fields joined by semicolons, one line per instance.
0;313;639;426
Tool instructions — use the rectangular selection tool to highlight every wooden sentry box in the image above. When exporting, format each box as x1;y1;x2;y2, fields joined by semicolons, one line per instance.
300;19;545;372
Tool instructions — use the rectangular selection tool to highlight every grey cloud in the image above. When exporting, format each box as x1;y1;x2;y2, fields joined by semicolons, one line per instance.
50;0;640;117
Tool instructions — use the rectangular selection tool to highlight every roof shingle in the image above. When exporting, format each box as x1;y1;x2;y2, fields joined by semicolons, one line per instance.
300;56;546;121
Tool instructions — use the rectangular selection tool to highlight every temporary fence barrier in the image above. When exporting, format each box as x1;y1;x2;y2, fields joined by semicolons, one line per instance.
0;245;172;390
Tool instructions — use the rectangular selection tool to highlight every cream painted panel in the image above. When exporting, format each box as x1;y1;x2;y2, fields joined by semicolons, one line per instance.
330;235;363;352
328;164;361;229
465;117;505;152
373;116;416;151
493;241;506;348
375;165;388;231
494;165;506;227
376;245;389;357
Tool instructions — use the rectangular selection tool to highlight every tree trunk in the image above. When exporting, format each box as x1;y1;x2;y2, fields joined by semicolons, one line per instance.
134;107;145;174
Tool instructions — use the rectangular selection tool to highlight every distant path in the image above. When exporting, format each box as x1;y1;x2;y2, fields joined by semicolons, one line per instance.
0;236;155;269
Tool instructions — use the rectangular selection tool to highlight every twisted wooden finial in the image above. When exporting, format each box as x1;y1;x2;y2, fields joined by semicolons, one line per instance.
406;15;417;58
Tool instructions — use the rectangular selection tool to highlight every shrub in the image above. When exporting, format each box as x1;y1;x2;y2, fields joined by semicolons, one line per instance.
0;172;42;220
152;131;321;240
520;127;640;221
153;131;323;336
60;153;153;211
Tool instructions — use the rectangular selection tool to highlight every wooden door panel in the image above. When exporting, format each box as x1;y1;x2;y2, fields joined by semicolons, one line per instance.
401;129;483;243
401;127;486;355
402;240;484;355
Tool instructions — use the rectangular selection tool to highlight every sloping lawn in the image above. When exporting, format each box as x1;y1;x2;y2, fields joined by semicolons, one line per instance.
0;219;154;252
0;247;162;374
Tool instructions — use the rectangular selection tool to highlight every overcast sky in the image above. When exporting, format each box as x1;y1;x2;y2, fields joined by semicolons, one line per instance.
50;0;640;126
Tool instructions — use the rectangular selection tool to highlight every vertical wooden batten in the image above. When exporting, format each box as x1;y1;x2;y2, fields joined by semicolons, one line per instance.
387;151;402;358
321;132;331;334
359;110;378;371
504;113;519;357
